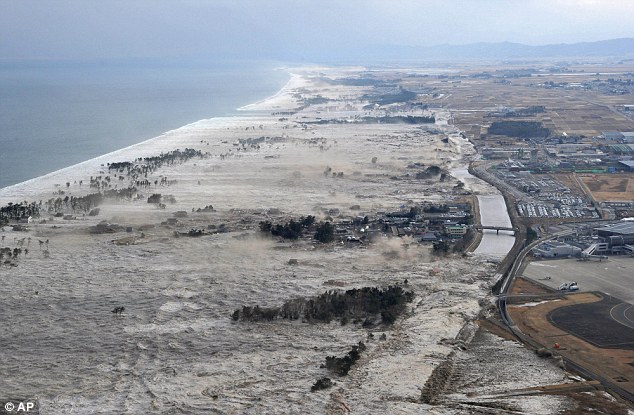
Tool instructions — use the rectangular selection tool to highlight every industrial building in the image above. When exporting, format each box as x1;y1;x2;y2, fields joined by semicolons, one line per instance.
593;221;634;254
618;160;634;172
532;241;581;258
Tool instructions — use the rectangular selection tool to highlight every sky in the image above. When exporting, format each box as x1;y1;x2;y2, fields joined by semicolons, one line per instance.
1;0;634;61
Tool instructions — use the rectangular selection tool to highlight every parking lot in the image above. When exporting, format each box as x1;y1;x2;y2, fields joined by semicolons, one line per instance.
522;256;634;304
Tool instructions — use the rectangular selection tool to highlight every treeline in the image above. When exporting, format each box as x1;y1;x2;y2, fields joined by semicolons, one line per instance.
488;121;549;138
107;148;207;179
321;77;393;87
45;188;137;213
0;201;40;224
363;88;417;106
361;115;435;124
232;286;414;326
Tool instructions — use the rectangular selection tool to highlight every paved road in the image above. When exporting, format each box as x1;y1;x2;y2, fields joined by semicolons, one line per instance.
523;256;634;305
610;303;634;330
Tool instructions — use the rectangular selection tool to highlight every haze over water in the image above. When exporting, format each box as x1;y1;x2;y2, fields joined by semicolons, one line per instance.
0;59;288;189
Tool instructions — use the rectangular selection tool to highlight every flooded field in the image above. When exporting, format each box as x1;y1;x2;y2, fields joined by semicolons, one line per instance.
0;68;570;414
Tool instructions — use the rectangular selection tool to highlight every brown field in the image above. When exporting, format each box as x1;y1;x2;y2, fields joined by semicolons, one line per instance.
406;63;634;138
508;278;634;399
579;173;634;202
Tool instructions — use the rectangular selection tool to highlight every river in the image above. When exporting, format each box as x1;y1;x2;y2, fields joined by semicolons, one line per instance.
450;166;516;258
474;195;516;257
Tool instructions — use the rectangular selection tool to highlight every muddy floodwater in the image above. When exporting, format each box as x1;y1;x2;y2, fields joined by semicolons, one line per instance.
0;67;570;414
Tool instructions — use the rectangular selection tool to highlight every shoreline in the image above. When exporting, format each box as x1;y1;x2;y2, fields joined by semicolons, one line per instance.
236;71;298;111
0;70;297;198
0;66;293;193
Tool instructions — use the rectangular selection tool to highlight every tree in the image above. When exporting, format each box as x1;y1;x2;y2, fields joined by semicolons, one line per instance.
314;222;334;243
433;240;450;254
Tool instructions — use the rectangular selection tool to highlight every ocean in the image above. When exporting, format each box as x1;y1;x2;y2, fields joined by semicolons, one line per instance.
0;59;289;189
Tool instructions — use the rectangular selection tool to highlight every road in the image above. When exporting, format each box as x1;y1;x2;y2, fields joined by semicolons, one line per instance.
523;256;634;305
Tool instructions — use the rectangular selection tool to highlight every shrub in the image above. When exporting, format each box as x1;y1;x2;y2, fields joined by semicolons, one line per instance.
311;377;334;392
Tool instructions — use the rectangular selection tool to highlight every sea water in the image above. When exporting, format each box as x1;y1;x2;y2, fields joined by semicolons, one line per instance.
0;59;288;189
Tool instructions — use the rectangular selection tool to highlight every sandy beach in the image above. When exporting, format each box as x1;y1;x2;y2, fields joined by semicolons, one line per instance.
0;67;573;414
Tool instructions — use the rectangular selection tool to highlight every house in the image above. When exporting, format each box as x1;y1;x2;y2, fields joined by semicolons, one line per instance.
420;232;438;242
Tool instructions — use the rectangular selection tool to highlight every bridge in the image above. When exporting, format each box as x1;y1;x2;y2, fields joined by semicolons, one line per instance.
474;225;520;235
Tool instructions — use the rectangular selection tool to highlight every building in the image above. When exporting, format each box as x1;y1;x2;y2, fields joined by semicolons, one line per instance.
602;131;625;140
595;222;634;250
532;241;581;258
618;160;634;172
445;224;468;237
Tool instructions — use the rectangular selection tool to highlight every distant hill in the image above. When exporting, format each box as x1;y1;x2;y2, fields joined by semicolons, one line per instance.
415;38;634;60
309;38;634;63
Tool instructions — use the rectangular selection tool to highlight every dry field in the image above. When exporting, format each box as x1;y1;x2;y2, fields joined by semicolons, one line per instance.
401;64;634;139
578;173;634;202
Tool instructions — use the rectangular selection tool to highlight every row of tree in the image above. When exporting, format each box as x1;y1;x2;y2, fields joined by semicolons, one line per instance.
0;201;40;224
232;286;414;325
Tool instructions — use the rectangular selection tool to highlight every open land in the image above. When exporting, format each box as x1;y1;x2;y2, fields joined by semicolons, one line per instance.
2;63;634;414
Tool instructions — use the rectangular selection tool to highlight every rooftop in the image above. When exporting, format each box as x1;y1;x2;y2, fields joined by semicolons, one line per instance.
595;221;634;236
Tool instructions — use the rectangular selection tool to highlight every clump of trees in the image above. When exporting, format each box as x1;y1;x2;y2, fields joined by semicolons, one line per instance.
433;240;450;254
311;377;334;392
147;194;176;204
361;115;435;124
488;121;549;138
1;201;41;224
424;204;450;213
259;216;316;240
258;216;335;243
314;222;334;243
43;187;137;214
363;88;417;106
324;341;366;376
415;165;443;180
232;286;414;326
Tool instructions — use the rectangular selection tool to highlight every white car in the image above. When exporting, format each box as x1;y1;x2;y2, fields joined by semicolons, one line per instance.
558;282;579;291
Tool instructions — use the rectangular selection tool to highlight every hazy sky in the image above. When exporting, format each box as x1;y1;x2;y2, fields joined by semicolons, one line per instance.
2;0;634;61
